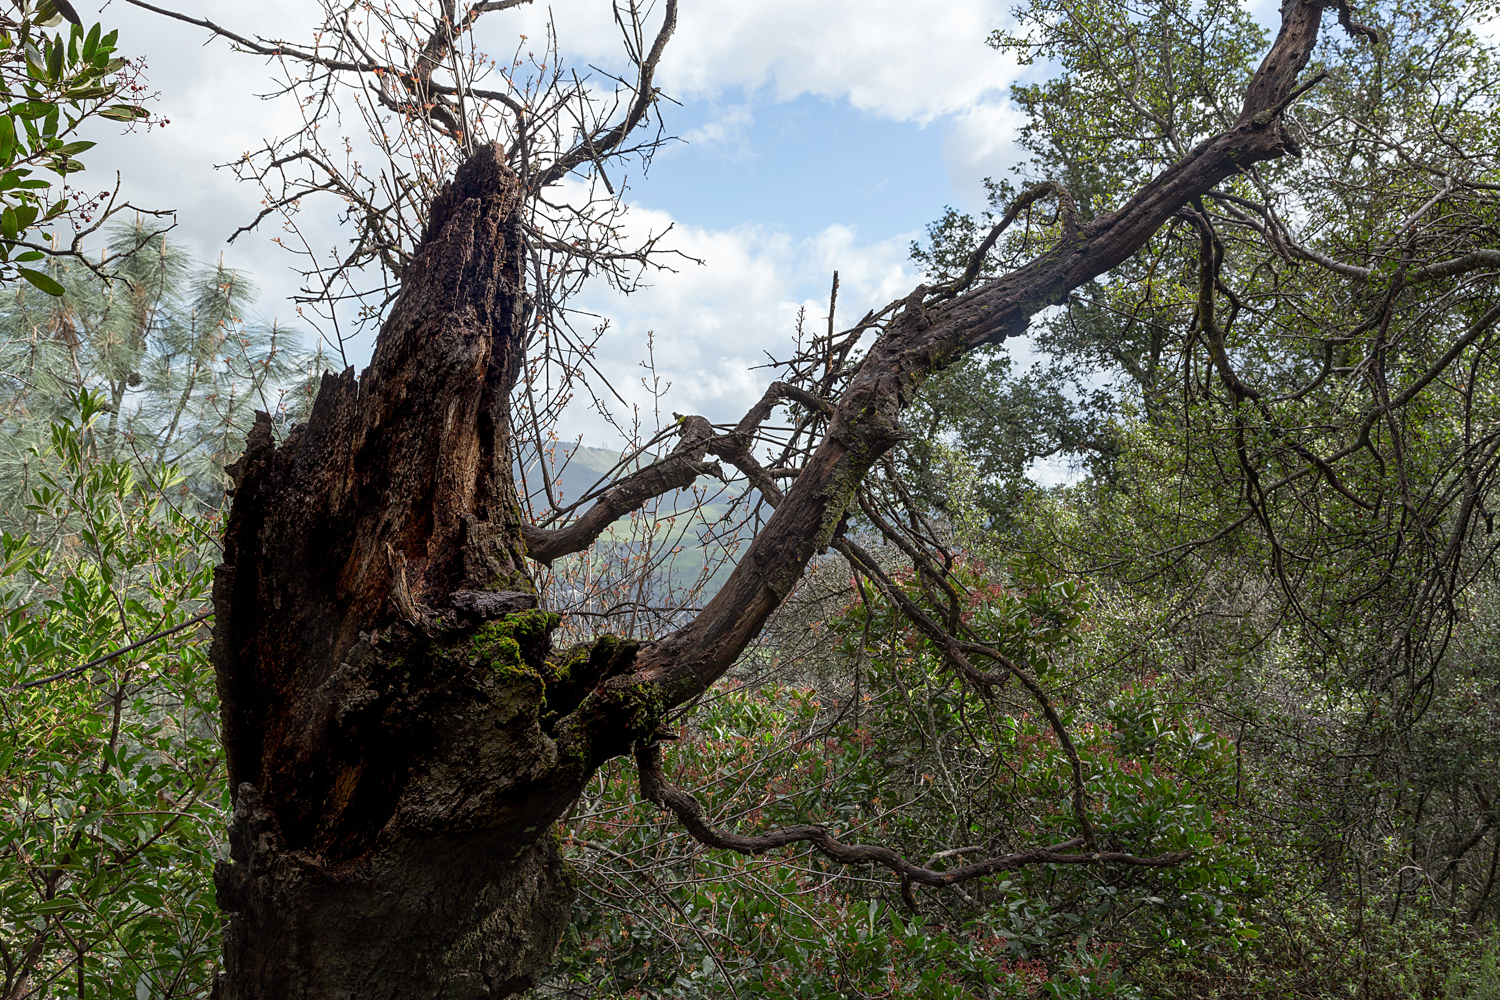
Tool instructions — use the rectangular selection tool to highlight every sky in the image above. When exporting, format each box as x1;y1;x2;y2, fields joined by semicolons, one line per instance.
79;0;1035;447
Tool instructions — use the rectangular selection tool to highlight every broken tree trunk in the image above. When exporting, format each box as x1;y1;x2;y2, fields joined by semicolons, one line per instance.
211;145;624;998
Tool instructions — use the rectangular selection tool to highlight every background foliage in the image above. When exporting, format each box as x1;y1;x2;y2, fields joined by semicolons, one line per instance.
0;226;314;996
0;0;158;295
1;393;222;998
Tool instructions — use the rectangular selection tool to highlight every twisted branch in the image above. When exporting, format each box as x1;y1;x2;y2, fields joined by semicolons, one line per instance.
635;741;1190;887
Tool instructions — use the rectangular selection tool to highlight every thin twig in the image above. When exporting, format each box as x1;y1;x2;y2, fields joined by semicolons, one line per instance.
8;610;212;692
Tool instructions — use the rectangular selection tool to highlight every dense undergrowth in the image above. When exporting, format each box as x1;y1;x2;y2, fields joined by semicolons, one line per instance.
4;395;1499;997
542;540;1500;1000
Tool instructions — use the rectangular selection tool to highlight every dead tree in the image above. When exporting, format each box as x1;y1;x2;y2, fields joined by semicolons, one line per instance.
161;0;1379;994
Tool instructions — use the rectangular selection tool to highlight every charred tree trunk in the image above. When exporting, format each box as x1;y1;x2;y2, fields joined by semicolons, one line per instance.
211;145;628;998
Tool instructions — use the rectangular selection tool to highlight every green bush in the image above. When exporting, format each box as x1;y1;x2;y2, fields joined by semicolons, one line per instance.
0;391;224;998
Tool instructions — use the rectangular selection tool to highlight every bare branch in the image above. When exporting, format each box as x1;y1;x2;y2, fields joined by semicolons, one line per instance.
523;416;719;564
939;180;1080;297
7;610;211;692
635;741;1191;886
534;0;677;188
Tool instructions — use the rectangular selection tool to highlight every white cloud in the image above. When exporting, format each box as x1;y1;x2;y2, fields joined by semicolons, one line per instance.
94;0;1024;259
565;206;920;440
81;0;1011;409
681;103;754;155
805;224;919;307
495;0;1020;125
662;0;1018;124
944;99;1029;201
83;0;335;335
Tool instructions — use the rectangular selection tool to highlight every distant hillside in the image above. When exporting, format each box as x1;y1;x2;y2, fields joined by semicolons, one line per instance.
515;444;637;509
516;443;736;510
515;442;752;597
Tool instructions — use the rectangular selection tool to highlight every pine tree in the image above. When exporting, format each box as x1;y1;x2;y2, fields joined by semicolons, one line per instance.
0;224;323;531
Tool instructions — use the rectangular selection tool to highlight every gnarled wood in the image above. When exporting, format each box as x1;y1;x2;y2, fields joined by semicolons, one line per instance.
210;3;1359;992
212;144;589;999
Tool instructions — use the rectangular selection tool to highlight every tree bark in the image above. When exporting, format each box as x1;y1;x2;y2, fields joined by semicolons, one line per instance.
211;2;1346;993
211;145;611;998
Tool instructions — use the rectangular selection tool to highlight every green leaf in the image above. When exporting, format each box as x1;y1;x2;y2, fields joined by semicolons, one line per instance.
54;0;84;27
46;37;64;80
18;267;65;296
24;43;46;76
35;0;81;27
97;104;147;122
14;250;43;261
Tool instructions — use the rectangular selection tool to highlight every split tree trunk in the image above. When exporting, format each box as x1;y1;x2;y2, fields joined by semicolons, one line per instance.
212;146;612;998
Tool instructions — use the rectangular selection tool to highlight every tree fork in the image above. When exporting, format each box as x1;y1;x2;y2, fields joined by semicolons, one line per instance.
208;1;1367;991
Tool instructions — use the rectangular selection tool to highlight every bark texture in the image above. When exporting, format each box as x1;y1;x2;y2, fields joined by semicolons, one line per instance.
212;145;610;998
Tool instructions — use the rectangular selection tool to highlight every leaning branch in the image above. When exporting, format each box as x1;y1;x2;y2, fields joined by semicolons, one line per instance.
553;0;1372;773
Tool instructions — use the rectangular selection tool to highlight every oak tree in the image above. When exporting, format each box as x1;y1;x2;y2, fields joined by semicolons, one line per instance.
124;0;1438;994
914;0;1500;924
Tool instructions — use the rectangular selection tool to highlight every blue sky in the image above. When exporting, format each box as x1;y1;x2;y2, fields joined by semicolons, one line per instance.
85;0;1027;441
636;94;962;239
72;0;1497;482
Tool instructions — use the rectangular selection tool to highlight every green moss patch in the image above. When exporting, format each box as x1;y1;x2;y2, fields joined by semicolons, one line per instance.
472;610;562;679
